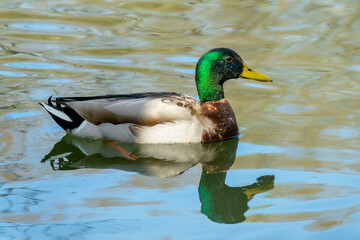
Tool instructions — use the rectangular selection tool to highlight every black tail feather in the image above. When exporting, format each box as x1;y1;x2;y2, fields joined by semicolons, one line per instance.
48;95;53;106
40;97;84;131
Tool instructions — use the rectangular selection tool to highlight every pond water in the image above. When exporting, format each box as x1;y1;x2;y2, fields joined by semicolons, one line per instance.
1;0;360;239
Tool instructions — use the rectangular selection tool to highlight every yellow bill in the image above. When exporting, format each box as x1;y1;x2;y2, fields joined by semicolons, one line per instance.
240;64;272;82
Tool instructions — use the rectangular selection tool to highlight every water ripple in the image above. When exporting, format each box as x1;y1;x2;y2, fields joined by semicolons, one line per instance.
0;0;359;238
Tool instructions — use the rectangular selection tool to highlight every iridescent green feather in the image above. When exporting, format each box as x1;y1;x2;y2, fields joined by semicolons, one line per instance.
195;50;225;102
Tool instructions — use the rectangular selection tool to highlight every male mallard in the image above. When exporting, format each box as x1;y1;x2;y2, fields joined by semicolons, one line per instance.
40;48;271;144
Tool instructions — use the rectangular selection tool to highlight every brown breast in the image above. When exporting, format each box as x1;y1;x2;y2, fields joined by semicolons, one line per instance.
200;99;239;143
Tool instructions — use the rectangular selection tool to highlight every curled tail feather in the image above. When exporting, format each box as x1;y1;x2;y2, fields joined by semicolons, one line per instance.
40;96;84;131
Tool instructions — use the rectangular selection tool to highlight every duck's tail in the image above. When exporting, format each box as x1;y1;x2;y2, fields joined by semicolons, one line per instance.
39;96;84;131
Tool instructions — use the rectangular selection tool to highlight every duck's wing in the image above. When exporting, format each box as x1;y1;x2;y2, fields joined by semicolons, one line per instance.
45;92;201;127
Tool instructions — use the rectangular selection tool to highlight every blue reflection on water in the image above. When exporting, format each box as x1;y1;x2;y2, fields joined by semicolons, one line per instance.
165;56;198;62
241;82;277;90
9;23;70;32
0;70;28;77
3;111;38;120
237;142;284;155
320;126;359;139
4;62;68;70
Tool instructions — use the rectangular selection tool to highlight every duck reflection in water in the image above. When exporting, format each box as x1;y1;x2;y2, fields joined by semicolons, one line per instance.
200;140;274;224
199;170;274;224
42;135;274;224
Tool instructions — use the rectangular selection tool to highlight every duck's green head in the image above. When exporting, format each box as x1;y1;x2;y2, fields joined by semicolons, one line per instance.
195;48;272;102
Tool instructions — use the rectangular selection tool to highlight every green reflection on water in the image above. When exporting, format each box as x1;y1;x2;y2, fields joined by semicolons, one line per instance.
199;171;274;224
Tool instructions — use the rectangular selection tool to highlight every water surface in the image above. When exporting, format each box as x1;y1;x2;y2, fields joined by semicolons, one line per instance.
1;0;360;239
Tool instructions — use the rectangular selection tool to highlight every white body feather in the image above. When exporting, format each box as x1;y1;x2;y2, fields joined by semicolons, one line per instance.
71;117;204;144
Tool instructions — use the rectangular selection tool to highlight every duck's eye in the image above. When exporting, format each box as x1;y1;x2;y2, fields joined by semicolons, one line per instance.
224;56;233;63
248;68;252;72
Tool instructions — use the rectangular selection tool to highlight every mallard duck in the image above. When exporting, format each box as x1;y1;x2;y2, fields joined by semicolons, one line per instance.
40;48;271;144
